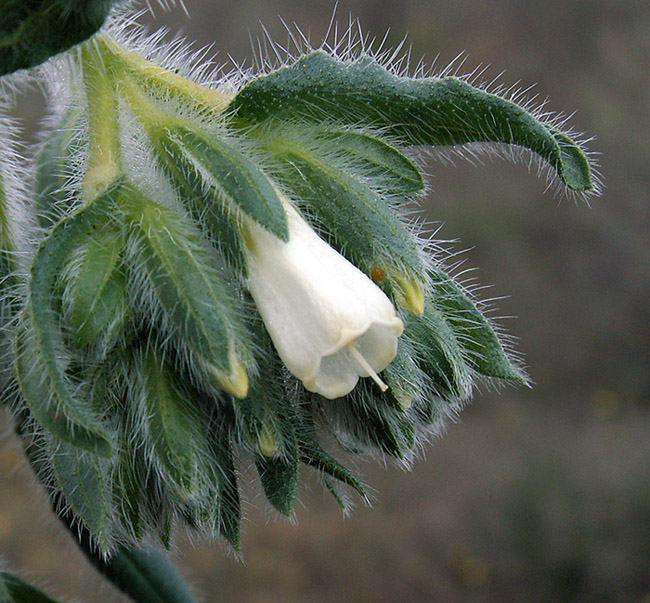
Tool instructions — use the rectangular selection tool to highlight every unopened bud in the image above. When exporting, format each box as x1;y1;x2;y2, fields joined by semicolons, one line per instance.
256;422;282;458
395;276;425;316
209;355;249;399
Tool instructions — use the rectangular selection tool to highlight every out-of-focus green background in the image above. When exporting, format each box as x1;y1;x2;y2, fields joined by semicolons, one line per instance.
1;1;649;601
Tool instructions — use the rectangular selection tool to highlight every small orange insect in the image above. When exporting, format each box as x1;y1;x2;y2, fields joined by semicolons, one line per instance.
371;267;385;282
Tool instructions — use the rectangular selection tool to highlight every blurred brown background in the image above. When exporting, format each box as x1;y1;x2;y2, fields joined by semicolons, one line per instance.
1;0;649;601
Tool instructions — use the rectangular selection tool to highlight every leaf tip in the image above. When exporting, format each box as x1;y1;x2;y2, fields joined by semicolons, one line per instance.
553;130;597;193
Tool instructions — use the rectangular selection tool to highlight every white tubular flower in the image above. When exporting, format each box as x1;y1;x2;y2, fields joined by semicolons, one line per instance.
244;202;404;399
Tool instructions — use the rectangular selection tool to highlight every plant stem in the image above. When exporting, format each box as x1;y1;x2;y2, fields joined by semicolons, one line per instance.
96;35;232;118
81;40;122;201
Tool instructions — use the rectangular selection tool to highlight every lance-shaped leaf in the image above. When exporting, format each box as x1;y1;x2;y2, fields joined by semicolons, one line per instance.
265;135;425;295
405;301;473;403
228;50;594;192
0;0;117;76
328;382;416;459
136;347;209;501
152;497;174;551
177;402;241;547
119;187;248;396
33;106;85;230
215;446;242;549
315;129;424;195
429;266;527;383
114;386;174;549
15;185;119;456
180;183;246;274
66;223;128;348
296;404;367;501
112;426;147;542
150;132;247;271
152;125;288;240
255;446;299;516
50;438;110;551
253;394;300;519
0;572;57;603
383;335;425;411
196;421;242;549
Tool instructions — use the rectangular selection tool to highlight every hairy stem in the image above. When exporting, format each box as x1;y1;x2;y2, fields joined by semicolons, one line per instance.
96;34;232;117
81;40;122;200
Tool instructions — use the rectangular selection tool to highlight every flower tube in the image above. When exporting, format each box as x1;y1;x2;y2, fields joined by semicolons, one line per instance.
244;201;404;399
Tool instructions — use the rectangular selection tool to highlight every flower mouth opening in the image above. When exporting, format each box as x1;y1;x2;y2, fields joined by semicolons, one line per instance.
346;342;388;392
304;318;403;399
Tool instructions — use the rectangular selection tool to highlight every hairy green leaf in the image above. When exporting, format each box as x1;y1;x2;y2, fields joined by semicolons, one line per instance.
148;130;247;271
68;223;127;348
297;409;367;501
405;301;473;402
138;348;208;501
33;106;84;230
266;135;424;286
317;129;424;194
181;412;242;548
15;184;119;456
50;439;109;550
112;428;146;542
207;426;241;548
156;126;288;239
255;451;299;516
321;475;351;511
120;187;242;377
228;50;594;191
430;266;527;382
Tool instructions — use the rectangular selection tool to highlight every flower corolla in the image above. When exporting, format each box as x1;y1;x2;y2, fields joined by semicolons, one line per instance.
244;201;404;399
